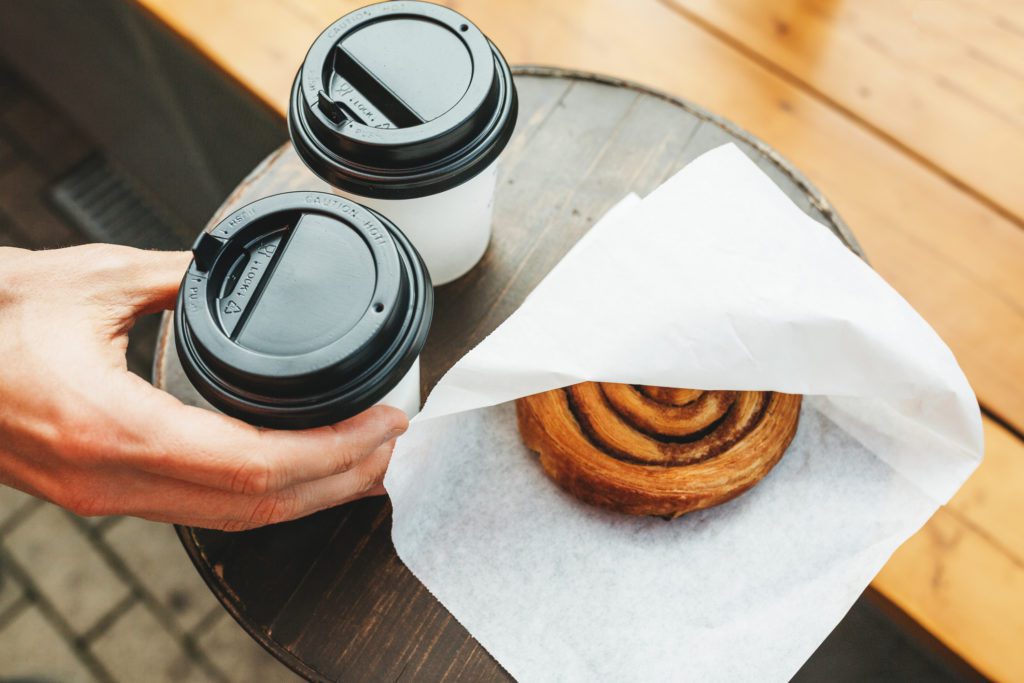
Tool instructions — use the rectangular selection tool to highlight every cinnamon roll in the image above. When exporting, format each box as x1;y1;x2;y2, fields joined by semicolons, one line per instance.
516;384;801;517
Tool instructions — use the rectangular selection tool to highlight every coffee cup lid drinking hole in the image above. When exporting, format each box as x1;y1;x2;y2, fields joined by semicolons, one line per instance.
288;1;518;199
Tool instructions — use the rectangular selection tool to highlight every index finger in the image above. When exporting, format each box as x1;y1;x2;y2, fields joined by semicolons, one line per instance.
117;374;409;494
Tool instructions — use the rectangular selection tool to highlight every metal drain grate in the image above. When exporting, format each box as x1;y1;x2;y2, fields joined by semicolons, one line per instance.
48;155;191;250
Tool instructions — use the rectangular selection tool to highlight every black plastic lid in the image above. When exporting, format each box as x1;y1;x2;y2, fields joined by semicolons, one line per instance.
174;192;433;429
288;1;518;199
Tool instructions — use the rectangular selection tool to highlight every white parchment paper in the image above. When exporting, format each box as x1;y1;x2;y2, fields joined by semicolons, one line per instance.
384;145;983;682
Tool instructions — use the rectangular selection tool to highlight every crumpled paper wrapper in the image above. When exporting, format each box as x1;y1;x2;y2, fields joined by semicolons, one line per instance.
384;145;983;682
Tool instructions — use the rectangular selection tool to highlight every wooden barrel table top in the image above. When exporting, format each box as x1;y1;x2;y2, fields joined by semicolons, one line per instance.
153;67;861;682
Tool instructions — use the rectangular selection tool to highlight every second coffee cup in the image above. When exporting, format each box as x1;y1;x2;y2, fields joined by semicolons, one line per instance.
288;1;518;285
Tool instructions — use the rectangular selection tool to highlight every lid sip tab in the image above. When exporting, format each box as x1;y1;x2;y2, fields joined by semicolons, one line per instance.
288;1;518;199
174;192;433;429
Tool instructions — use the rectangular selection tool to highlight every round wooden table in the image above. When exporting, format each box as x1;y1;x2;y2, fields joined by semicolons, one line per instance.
154;67;861;682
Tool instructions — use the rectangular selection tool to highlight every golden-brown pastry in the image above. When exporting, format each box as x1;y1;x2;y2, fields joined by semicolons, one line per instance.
516;384;801;518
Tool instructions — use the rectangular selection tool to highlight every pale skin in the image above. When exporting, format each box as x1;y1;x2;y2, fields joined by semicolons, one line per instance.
0;243;408;531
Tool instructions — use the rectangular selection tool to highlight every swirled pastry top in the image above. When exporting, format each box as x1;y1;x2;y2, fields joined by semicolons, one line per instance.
516;383;802;517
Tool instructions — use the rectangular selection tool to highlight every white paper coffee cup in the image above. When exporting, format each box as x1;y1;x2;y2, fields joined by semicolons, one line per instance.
288;1;517;285
334;160;498;285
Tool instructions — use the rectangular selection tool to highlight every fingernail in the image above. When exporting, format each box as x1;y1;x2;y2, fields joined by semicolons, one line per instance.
386;425;406;441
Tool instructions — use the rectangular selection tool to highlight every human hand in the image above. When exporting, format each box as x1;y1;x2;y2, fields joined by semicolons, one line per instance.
0;244;408;530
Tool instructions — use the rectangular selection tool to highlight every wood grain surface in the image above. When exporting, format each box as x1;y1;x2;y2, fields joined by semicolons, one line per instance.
663;0;1024;225
136;1;1024;679
155;70;859;682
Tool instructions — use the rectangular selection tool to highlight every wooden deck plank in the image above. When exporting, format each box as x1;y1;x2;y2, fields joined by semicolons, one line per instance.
947;418;1024;563
662;0;1024;225
132;0;1024;678
877;503;1024;682
879;413;1024;682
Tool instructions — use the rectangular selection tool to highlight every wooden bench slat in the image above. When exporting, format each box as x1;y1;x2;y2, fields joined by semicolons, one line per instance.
873;416;1024;681
877;503;1024;682
947;418;1024;563
662;0;1024;226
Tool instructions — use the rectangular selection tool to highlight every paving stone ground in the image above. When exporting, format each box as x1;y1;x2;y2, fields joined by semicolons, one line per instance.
0;60;300;683
0;606;96;682
5;505;133;636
